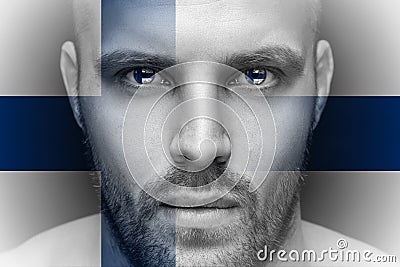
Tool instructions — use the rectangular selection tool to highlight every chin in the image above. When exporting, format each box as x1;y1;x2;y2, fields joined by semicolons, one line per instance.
175;232;265;267
142;199;281;266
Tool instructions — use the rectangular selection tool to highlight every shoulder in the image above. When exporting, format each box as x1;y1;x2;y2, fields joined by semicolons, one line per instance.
301;220;399;266
302;220;380;251
0;214;100;266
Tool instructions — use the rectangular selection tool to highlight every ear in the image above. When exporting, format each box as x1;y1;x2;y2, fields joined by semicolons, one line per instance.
60;41;83;129
313;40;334;130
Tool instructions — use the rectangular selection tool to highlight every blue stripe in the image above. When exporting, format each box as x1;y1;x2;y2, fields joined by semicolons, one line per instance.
0;97;88;170
0;97;399;171
309;96;400;171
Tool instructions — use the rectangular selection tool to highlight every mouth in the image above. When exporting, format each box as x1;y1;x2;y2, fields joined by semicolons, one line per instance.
157;195;241;229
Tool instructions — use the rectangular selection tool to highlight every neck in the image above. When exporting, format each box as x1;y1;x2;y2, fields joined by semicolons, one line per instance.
259;203;306;267
101;214;131;266
284;203;305;251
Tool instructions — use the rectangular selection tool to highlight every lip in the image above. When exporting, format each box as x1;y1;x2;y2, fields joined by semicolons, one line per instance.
160;197;238;209
157;195;241;229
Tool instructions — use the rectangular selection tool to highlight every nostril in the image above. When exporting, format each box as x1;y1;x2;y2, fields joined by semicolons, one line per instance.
215;156;229;163
183;154;192;161
214;143;231;165
214;155;229;165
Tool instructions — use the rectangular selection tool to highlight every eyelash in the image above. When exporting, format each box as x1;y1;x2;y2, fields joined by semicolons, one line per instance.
114;66;286;93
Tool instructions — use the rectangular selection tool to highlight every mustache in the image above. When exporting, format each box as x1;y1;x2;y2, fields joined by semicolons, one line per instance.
163;164;240;187
149;164;251;195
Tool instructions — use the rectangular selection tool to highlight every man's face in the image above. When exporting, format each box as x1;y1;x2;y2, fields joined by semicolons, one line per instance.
75;0;321;266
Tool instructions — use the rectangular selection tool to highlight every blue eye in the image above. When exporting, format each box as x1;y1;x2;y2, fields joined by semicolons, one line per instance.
133;67;156;84
245;68;267;85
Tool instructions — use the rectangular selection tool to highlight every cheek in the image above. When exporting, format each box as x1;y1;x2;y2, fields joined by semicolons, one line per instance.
79;86;173;180
269;96;315;170
79;86;131;171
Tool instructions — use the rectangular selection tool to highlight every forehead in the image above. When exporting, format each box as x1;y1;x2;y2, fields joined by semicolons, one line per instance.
98;0;315;60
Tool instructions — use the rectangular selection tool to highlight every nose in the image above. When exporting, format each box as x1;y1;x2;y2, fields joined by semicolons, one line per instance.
169;117;231;171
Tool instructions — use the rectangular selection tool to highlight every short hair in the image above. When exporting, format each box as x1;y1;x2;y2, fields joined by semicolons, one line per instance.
310;0;322;39
71;0;95;49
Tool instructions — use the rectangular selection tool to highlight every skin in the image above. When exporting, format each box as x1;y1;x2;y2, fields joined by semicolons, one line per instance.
60;0;334;266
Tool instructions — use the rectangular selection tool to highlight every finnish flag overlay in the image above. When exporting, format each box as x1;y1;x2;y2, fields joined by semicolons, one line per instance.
0;1;399;266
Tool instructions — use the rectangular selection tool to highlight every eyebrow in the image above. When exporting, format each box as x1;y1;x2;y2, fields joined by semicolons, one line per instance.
97;45;306;78
97;50;176;76
227;45;306;77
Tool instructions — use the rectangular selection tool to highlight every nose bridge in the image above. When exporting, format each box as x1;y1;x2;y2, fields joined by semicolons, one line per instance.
173;61;230;99
179;83;222;119
180;82;219;99
177;77;225;147
178;62;221;97
177;84;229;163
168;65;231;170
177;64;225;132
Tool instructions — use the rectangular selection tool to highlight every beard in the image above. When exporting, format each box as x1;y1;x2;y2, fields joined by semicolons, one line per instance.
90;149;302;267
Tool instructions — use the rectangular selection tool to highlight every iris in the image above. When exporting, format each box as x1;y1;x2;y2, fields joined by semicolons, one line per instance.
133;67;156;84
245;68;267;85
